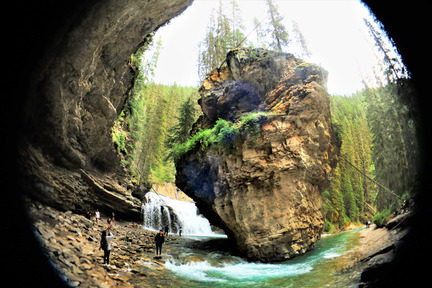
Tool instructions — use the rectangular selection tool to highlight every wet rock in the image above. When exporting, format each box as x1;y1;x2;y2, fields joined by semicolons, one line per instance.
360;249;397;287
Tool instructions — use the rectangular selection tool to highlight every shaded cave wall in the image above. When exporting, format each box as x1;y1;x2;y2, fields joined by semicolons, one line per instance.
17;0;193;218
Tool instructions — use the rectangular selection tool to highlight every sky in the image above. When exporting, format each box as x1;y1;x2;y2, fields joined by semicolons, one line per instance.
146;0;403;95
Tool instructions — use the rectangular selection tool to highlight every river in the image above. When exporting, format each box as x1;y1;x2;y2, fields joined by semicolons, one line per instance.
142;228;364;287
142;192;364;287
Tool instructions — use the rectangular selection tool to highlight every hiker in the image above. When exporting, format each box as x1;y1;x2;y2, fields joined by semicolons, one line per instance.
164;226;169;237
179;227;182;237
107;217;112;228
100;228;115;265
155;230;165;257
95;209;101;224
86;211;92;220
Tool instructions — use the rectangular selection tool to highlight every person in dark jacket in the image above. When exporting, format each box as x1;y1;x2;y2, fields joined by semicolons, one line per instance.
155;230;165;257
100;229;115;265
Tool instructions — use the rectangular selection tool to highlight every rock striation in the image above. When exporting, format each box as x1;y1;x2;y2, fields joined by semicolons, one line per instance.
28;201;175;287
18;0;193;219
175;48;339;262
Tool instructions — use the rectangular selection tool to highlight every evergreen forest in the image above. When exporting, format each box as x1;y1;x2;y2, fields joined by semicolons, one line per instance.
112;37;201;186
323;80;419;231
112;1;420;231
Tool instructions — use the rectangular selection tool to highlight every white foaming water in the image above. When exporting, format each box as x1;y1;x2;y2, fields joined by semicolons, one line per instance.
323;252;341;259
164;259;313;283
142;192;217;236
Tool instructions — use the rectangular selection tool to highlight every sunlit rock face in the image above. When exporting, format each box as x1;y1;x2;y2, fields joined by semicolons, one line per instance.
19;0;193;218
176;48;339;262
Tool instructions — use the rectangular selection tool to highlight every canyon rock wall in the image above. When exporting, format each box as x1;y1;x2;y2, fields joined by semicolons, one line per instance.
176;48;339;262
19;0;192;219
152;182;193;202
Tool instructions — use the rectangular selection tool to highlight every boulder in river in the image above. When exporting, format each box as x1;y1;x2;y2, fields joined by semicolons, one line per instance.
175;48;339;262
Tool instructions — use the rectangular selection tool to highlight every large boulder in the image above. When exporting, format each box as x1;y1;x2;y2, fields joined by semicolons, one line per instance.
176;48;339;262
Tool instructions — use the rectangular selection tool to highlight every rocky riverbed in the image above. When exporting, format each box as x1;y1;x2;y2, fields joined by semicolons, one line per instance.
28;200;189;288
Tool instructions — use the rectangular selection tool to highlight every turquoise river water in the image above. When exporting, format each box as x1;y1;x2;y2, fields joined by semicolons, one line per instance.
160;228;364;287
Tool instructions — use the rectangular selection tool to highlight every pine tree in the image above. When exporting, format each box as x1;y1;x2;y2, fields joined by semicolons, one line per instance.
264;0;289;52
363;81;419;211
166;95;198;148
363;18;407;83
323;165;345;224
342;174;359;221
198;0;246;80
198;5;228;79
229;0;245;48
291;20;311;59
325;93;375;227
253;16;267;49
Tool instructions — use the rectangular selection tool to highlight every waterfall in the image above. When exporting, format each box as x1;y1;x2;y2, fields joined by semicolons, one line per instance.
142;192;217;236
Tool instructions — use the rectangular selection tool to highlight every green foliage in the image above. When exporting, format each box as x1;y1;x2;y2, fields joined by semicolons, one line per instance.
251;3;311;60
324;93;373;229
323;221;336;233
198;0;246;79
169;119;225;160
112;111;128;154
372;209;391;228
264;0;289;52
291;20;311;59
341;174;359;221
324;79;419;231
115;83;200;186
169;112;269;161
112;38;201;186
112;131;127;154
363;80;419;211
238;112;264;140
166;96;198;149
363;18;407;83
197;0;311;78
215;121;239;148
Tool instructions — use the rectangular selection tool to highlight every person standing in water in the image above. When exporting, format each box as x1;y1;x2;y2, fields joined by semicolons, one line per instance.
155;230;164;258
100;228;115;265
